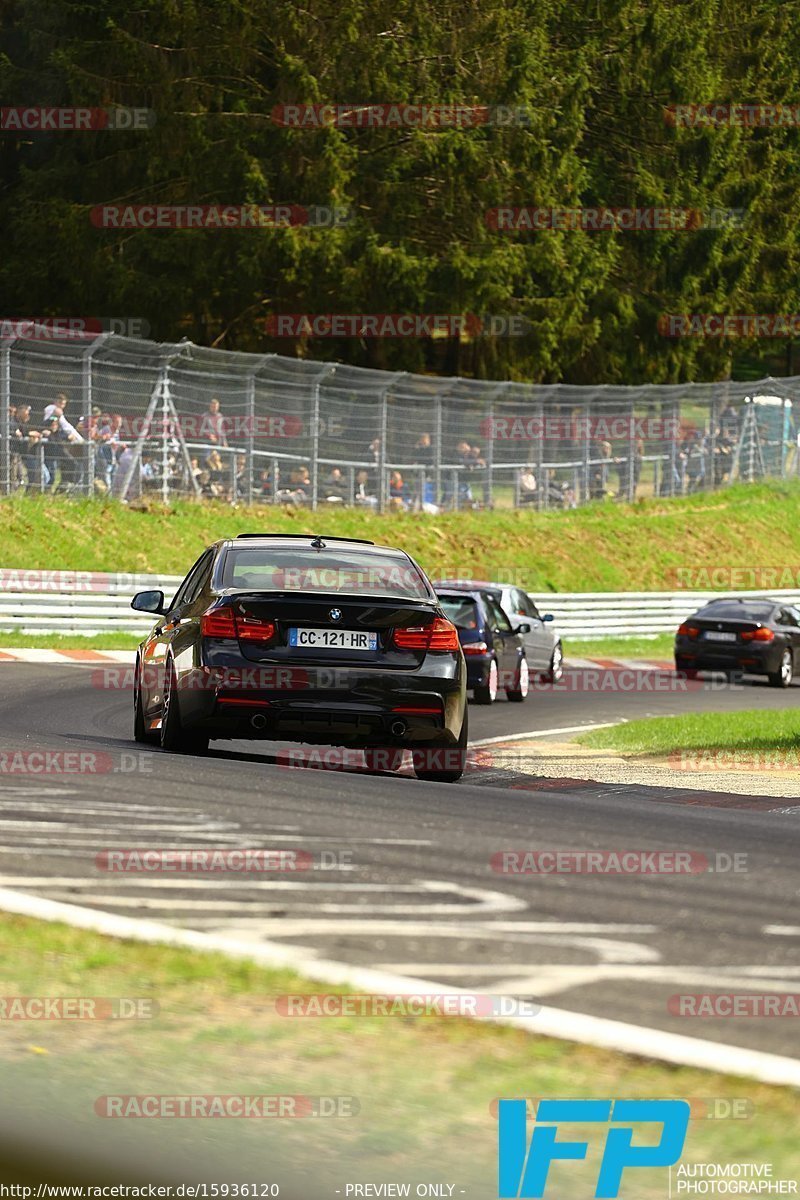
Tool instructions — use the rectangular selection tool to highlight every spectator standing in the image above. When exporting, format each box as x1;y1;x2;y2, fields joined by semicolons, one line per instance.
200;397;228;447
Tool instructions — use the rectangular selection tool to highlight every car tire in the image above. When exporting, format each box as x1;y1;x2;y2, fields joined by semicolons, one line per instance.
768;649;793;689
133;657;158;745
160;658;209;754
674;658;699;680
363;747;405;772
412;709;468;784
506;655;529;702
544;642;564;684
473;657;499;705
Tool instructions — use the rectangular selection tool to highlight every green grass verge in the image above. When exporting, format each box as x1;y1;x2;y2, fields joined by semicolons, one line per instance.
1;914;797;1189
0;632;143;649
568;633;674;658
577;709;800;755
2;481;800;591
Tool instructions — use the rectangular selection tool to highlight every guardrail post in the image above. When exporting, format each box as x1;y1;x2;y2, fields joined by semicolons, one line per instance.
0;344;9;495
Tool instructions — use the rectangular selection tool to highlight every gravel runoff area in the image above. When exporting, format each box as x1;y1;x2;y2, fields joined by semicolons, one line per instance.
486;740;800;799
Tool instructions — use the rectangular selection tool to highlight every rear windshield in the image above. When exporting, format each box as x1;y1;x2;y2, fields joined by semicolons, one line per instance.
699;601;775;621
220;547;432;601
438;596;480;629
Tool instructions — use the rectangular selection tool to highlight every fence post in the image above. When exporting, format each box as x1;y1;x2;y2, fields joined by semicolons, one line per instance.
81;334;110;496
434;392;442;509
246;372;256;504
377;385;389;513
0;343;9;495
484;393;495;508
310;378;321;511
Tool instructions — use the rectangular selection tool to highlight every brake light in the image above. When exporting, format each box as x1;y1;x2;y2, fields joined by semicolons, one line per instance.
462;641;489;655
236;614;276;643
201;606;237;638
740;627;774;642
393;617;459;651
201;605;275;644
677;624;699;639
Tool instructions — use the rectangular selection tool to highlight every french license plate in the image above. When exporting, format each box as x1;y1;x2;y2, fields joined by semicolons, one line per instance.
704;630;736;642
288;627;377;651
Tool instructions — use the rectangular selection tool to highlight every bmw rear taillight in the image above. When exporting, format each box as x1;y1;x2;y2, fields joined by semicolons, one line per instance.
741;627;774;642
235;613;276;643
393;617;459;651
462;641;489;655
201;605;275;645
201;606;237;638
677;624;699;639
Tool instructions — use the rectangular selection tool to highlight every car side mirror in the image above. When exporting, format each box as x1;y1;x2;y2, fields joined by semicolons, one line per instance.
517;622;531;634
543;613;555;622
131;589;165;615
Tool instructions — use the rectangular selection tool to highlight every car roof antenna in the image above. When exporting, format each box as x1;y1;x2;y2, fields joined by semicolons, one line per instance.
310;536;326;549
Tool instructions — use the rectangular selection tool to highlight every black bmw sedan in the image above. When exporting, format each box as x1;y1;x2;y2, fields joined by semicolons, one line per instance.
130;534;468;781
674;596;800;687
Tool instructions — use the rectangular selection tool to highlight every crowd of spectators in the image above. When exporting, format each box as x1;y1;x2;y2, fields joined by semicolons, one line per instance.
3;392;767;507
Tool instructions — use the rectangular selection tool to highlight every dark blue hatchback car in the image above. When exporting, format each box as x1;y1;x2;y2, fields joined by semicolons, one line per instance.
436;588;530;704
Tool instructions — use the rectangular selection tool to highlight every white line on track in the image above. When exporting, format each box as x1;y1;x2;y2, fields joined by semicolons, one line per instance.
763;926;800;936
0;886;796;1087
470;720;622;747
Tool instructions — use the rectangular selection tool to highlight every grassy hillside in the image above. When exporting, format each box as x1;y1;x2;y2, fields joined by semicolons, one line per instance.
1;481;799;591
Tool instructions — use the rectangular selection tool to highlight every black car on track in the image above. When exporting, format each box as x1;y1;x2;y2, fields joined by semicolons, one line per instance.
130;534;468;782
674;596;800;688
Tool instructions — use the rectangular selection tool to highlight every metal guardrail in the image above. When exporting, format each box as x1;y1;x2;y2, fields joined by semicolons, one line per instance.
1;572;799;638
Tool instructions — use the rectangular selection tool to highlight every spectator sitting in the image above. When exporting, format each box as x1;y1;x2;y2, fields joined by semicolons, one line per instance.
204;447;227;494
518;465;537;505
354;468;377;509
322;466;347;504
413;432;434;467
276;465;311;505
388;469;408;510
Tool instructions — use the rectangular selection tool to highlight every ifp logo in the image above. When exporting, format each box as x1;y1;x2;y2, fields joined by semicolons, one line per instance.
498;1099;689;1197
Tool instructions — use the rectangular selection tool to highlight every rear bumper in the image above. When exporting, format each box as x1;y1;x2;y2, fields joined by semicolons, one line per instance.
675;639;781;674
171;660;466;746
